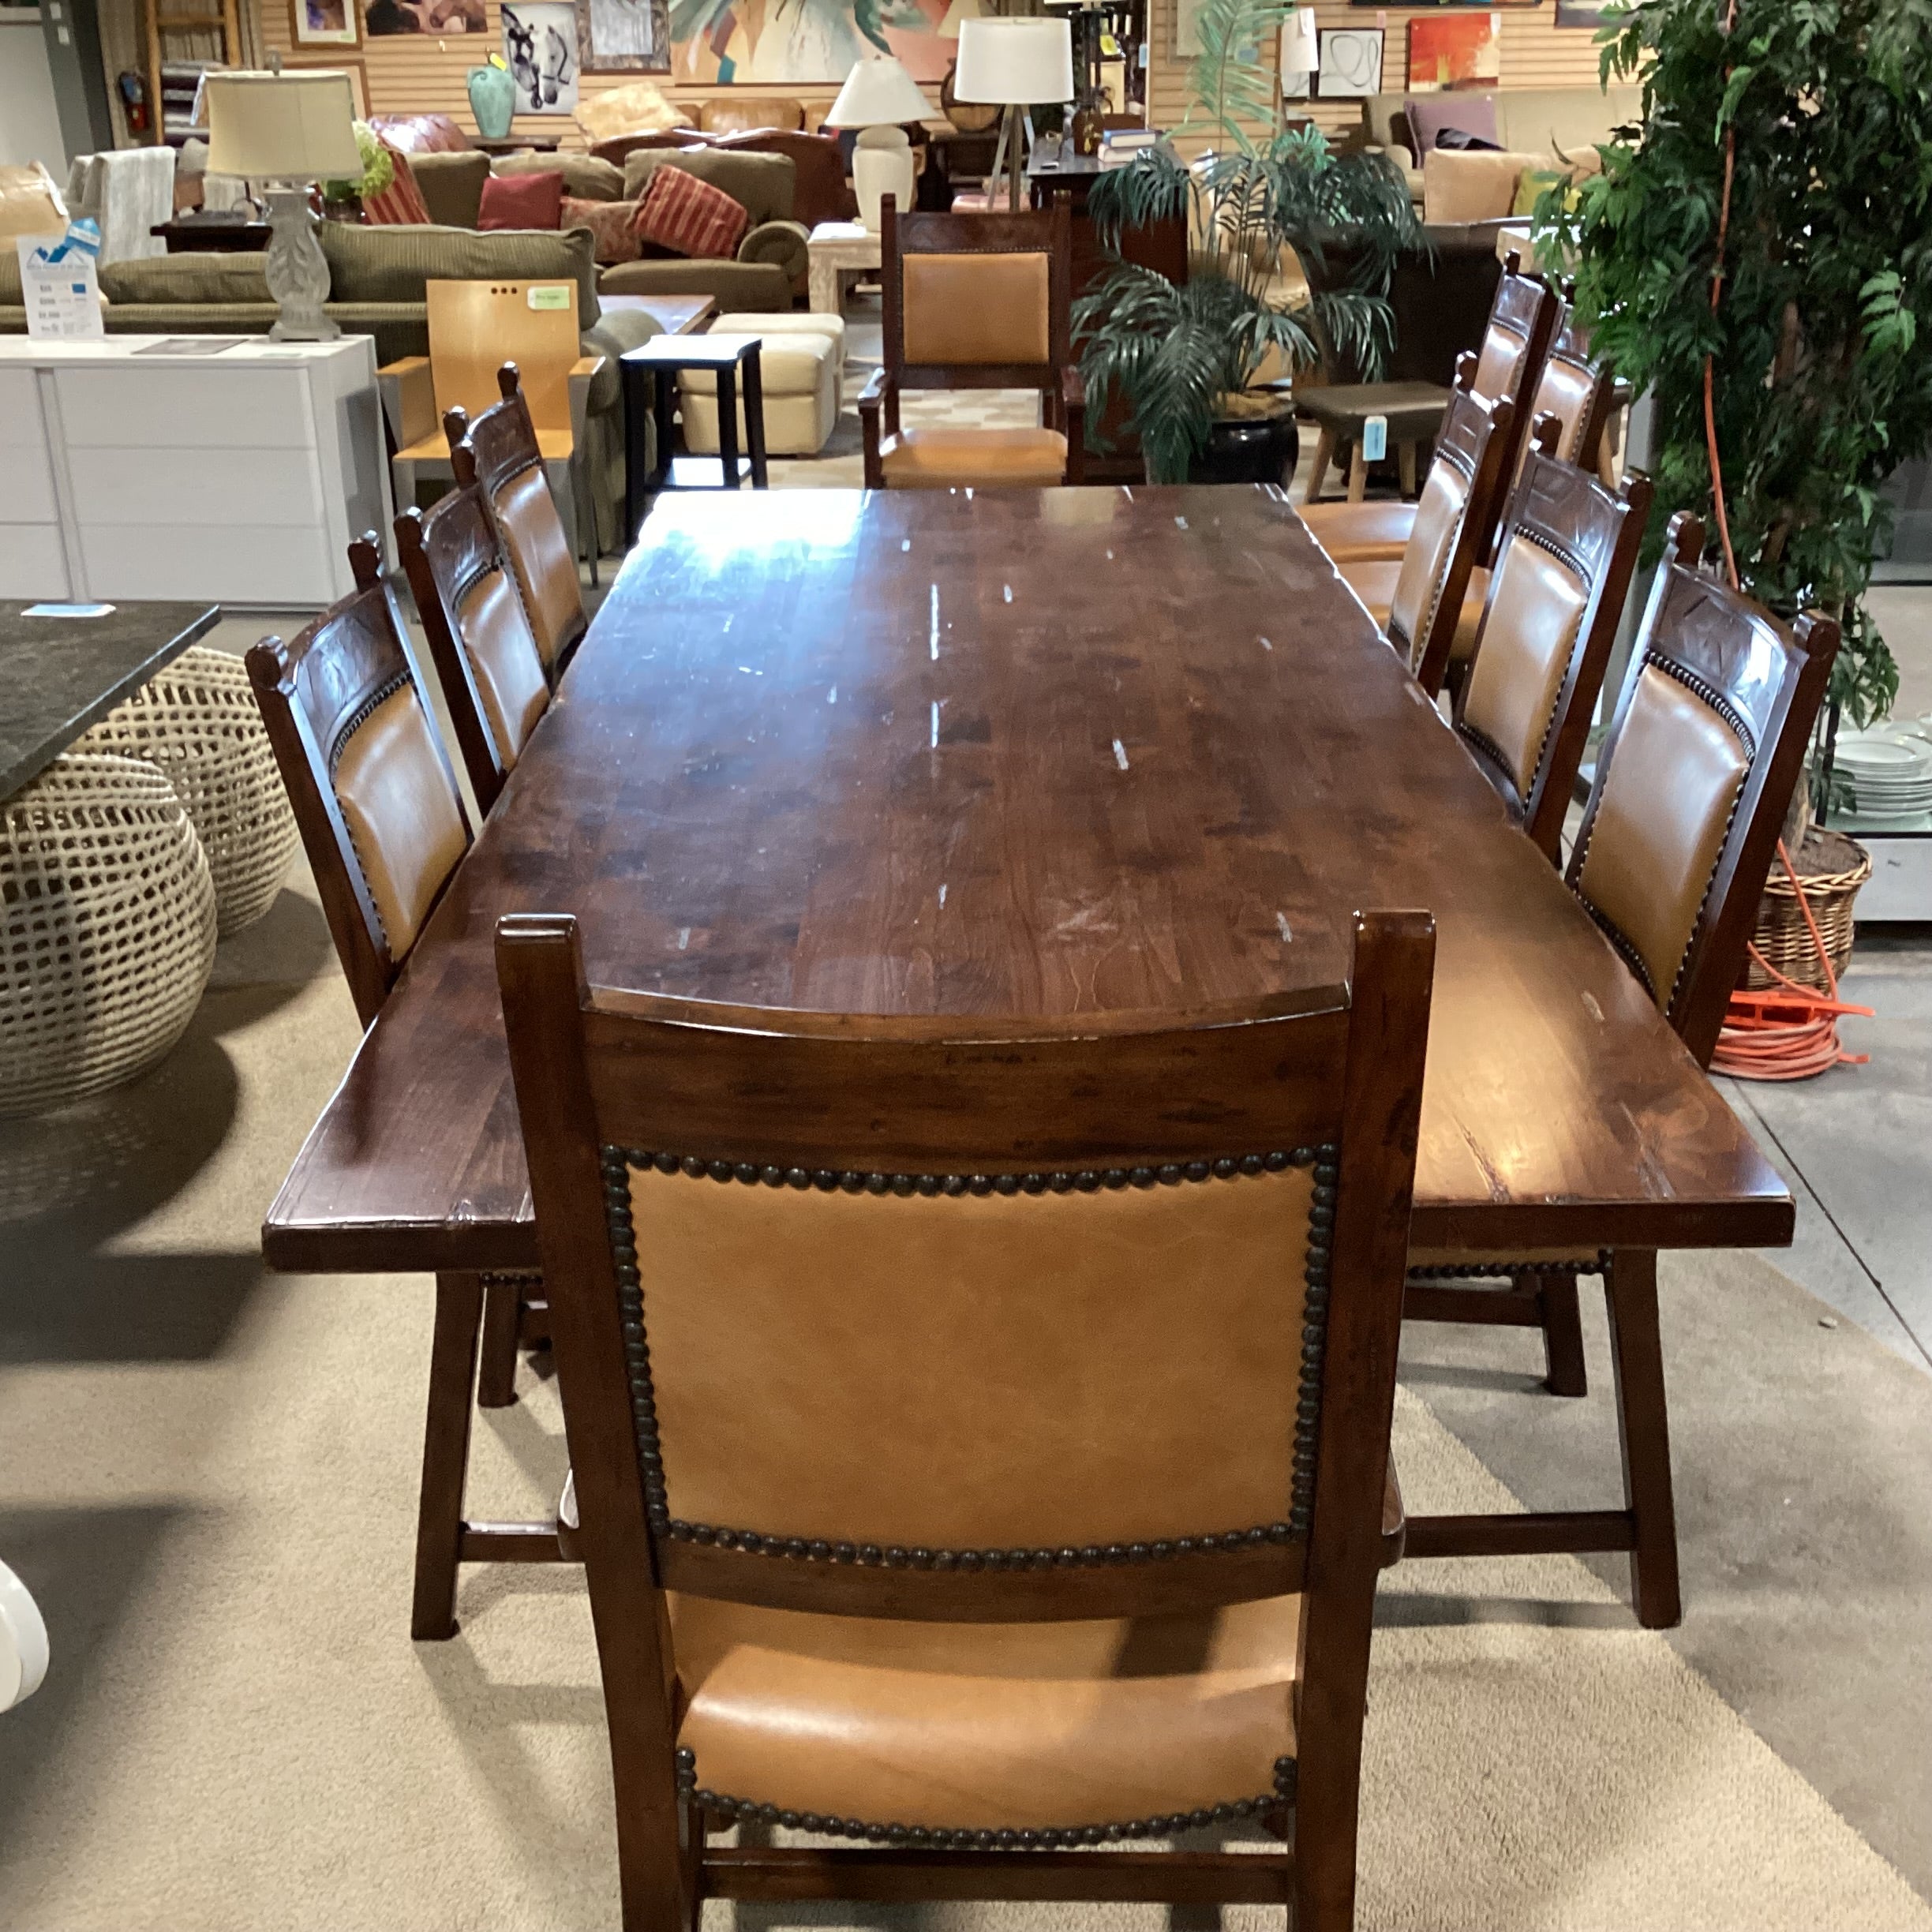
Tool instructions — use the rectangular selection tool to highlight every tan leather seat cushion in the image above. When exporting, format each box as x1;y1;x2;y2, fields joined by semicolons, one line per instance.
672;1591;1300;1831
330;684;467;958
1345;560;1489;669
1301;498;1415;565
879;426;1067;490
492;466;582;674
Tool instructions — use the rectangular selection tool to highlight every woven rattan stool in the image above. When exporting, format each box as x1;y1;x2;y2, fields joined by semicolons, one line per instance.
80;646;298;934
0;753;216;1117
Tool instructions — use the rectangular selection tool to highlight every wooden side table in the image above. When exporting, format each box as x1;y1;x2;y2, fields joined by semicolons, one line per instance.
806;220;880;318
1298;381;1452;504
621;336;769;541
150;218;271;253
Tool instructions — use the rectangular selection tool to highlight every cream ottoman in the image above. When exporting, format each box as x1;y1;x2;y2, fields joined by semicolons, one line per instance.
680;313;845;458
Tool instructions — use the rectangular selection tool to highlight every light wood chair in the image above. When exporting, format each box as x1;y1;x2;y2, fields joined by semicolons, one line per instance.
1309;285;1613;567
859;197;1084;490
1339;356;1518;698
377;279;607;581
1301;249;1560;538
1405;511;1841;1628
1451;415;1653;863
395;482;552;819
245;541;561;1639
496;908;1436;1932
446;363;589;682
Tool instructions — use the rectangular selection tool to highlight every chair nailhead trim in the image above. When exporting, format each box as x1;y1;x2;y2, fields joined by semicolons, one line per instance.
324;669;411;779
1406;1253;1608;1282
599;1145;1339;1552
1647;652;1757;759
671;1748;1298;1847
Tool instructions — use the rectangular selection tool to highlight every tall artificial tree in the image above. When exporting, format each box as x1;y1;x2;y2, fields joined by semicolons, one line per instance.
1538;0;1932;729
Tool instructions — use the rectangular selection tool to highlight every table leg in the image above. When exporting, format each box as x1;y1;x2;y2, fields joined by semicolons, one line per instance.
1606;1247;1682;1629
1534;1269;1589;1397
622;361;650;543
653;366;676;500
413;1269;484;1641
1346;439;1368;503
1398;440;1418;498
717;367;741;490
809;254;837;317
477;1271;523;1409
742;346;769;489
1305;428;1334;504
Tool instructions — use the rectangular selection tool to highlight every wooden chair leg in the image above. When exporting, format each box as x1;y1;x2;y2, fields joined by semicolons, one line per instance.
1305;427;1334;504
413;1269;484;1642
1605;1247;1682;1629
1398;440;1418;497
1346;438;1368;503
477;1272;523;1410
1535;1270;1589;1396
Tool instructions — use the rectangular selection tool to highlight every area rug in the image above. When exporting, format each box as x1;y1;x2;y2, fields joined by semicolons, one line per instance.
2;885;1929;1930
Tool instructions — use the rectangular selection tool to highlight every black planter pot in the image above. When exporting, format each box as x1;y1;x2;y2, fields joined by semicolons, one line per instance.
1188;413;1301;486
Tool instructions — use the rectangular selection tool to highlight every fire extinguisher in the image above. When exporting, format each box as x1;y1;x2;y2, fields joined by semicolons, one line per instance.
118;71;150;135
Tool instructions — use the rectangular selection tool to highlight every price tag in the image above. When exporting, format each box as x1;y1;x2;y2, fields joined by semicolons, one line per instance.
1361;414;1388;462
527;285;571;311
17;220;103;341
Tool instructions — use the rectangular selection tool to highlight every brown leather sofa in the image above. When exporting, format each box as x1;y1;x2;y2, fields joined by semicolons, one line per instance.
593;127;856;234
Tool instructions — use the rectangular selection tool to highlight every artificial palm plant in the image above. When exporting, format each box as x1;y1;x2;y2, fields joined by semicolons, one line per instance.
1073;0;1421;482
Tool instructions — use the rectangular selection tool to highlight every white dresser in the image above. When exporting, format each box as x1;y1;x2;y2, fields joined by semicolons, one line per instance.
0;336;393;608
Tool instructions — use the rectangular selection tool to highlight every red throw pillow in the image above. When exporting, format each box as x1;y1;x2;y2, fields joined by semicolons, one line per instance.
478;169;564;231
361;140;432;226
629;165;748;260
564;195;641;264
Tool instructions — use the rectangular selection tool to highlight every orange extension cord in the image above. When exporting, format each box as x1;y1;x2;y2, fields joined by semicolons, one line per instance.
1697;0;1869;1080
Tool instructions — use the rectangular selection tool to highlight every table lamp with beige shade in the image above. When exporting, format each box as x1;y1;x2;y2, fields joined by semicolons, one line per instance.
204;67;361;343
953;14;1075;212
822;53;935;234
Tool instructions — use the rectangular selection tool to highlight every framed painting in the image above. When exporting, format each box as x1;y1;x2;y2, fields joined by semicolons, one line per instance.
504;0;580;111
1316;26;1383;98
576;0;671;72
1556;0;1617;23
291;0;359;46
364;0;486;33
1407;12;1500;90
667;0;953;85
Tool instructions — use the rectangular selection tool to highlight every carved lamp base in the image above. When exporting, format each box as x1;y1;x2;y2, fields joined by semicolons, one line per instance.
263;185;339;343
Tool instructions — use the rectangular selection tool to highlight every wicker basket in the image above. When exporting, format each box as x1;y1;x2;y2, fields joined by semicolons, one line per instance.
1743;826;1872;994
80;645;299;934
0;753;217;1117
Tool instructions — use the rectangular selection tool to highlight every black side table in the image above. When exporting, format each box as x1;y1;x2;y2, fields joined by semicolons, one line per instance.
621;335;770;541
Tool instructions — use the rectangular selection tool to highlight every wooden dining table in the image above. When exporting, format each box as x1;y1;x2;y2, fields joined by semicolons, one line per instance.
263;484;1791;1276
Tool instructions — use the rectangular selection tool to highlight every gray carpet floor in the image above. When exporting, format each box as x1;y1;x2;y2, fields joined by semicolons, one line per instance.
3;861;1931;1926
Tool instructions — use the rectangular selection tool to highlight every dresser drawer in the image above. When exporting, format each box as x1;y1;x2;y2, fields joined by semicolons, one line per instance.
66;444;327;528
54;365;316;450
78;523;337;605
0;525;71;600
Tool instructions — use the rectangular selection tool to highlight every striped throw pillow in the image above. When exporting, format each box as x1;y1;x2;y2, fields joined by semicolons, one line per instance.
629;164;747;260
361;139;432;227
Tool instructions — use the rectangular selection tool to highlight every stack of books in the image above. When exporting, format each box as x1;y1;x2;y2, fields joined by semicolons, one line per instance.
1099;128;1165;170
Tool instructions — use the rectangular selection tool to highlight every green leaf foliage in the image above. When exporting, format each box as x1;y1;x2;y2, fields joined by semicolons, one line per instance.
1535;0;1932;727
1074;0;1422;482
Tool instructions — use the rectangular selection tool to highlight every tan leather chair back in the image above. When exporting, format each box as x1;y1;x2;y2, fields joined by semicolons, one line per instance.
425;278;582;434
1567;513;1841;1066
1383;364;1515;695
1517;305;1616;481
883;201;1072;386
499;913;1436;1629
246;540;472;1028
398;486;551;818
452;366;588;677
1463;254;1560;561
1455;424;1650;861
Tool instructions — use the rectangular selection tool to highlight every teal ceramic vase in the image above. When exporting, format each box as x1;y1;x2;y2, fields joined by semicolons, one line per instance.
467;63;515;141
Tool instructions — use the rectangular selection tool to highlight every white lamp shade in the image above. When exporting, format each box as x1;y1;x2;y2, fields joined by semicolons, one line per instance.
204;69;362;182
822;54;935;129
953;17;1075;105
1281;6;1318;70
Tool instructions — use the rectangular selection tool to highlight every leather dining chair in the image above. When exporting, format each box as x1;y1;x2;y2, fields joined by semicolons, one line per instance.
1301;250;1560;545
1310;288;1615;568
246;541;562;1642
1404;511;1840;1629
1450;416;1653;863
496;907;1437;1932
395;485;552;819
444;364;589;683
1338;358;1518;698
859;197;1084;490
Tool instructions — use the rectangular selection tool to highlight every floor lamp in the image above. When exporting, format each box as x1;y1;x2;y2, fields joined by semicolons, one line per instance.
953;16;1076;213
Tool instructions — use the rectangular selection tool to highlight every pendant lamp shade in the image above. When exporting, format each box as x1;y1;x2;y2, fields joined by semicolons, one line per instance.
204;69;362;182
822;53;935;128
953;16;1075;105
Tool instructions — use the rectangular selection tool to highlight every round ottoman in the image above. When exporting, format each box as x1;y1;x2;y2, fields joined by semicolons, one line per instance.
681;316;844;458
0;753;217;1117
79;644;298;934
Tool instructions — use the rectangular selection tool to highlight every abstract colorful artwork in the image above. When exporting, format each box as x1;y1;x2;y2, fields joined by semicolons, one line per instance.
668;0;956;87
1406;11;1500;91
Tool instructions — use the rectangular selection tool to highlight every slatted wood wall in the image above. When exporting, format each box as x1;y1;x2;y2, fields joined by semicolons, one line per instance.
1146;0;1612;143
